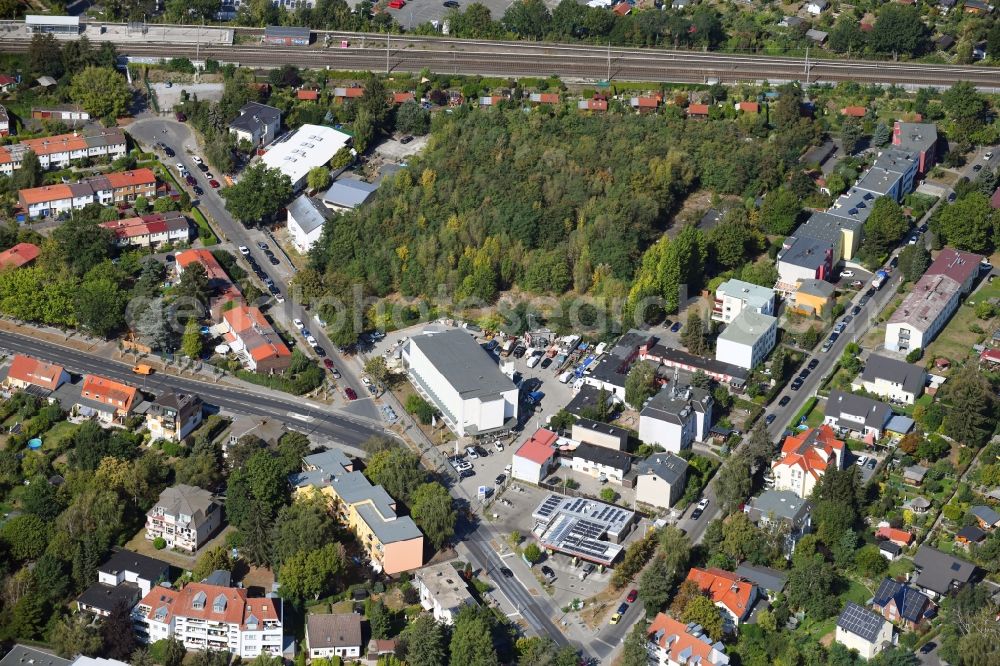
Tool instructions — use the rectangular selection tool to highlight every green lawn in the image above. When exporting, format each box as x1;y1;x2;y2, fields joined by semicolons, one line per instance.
191;207;219;246
43;421;79;452
925;278;1000;362
842;578;873;605
888;558;915;578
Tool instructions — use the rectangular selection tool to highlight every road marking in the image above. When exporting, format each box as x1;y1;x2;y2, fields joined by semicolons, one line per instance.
287;412;314;422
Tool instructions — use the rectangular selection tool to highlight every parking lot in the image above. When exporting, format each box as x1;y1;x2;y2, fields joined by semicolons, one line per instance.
152;82;224;110
358;0;565;31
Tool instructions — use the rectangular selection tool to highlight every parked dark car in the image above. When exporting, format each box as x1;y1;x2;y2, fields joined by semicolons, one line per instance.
185;174;197;186
670;321;682;333
345;387;357;400
499;567;513;578
473;445;489;458
163;146;175;157
790;378;804;391
540;358;553;369
765;414;777;425
807;358;819;371
175;112;187;122
541;565;555;579
778;395;791;407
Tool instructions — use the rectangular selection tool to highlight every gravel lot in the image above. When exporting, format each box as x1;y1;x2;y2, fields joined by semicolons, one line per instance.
152;82;224;111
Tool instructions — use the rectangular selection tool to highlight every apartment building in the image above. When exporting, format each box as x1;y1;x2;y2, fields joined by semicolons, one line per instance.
414;562;477;625
133;582;283;658
775;234;834;293
18;168;156;218
715;309;778;370
685;567;758;631
712;279;776;324
854;354;926;405
647;613;730;666
290;449;424;575
102;212;190;248
146;392;203;442
76;374;139;426
743;490;812;556
2;354;69;395
0;127;127;175
892;121;937;173
885;248;983;352
228;102;281;148
771;425;845;498
145;484;222;553
635;453;689;509
638;385;713;453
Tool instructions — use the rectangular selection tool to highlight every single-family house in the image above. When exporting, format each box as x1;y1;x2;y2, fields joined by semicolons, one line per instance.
76;374;138;425
842;106;867;118
228;416;285;449
145;484;223;553
835;602;894;660
2;354;69;395
968;505;1000;530
912;546;976;598
855;355;926;404
578;96;608;112
228;102;282;148
875;525;914;548
823;390;894;439
392;92;415;104
286;194;334;253
146;392;203;442
305;613;363;659
414;562;477;625
686;567;758;631
297;89;320;101
687;103;710;117
772;425;845;498
870;579;933;631
0;75;17;93
511;428;558;484
76;547;170;617
638;385;713;453
635;453;689;509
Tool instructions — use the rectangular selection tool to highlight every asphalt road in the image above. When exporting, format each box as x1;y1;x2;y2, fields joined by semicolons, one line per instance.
6;34;999;89
0;328;385;447
127;117;378;422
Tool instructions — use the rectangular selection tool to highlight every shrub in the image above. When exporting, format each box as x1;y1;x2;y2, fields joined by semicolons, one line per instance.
153;537;167;550
906;348;923;363
404;394;436;425
523;542;543;564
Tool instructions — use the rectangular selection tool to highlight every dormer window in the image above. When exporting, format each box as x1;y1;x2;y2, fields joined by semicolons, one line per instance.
213;593;228;613
192;591;207;610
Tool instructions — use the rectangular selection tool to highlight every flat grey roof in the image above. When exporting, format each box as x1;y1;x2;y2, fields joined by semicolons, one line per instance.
826;188;877;225
264;25;310;39
894;122;937;154
716;279;775;310
322;178;378;209
716;309;776;347
778;234;834;270
745;489;810;523
640;385;712;425
408;329;515;400
800;211;864;242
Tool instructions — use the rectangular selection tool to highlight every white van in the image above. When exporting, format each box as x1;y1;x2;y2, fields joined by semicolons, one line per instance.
558;371;572;384
527;353;542;368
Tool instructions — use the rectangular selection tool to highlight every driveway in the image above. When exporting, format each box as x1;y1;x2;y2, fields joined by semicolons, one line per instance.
128;116;378;421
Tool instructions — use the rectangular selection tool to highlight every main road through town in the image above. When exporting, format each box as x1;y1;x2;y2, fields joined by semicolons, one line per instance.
3;31;1000;89
0;328;386;447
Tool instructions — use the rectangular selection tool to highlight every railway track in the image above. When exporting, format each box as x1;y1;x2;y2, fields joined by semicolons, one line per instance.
2;35;998;88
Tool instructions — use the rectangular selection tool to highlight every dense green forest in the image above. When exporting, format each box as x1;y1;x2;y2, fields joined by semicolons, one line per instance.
302;92;818;327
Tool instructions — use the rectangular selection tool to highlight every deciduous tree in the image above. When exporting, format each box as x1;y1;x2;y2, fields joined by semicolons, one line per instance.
70;67;130;121
411;482;456;550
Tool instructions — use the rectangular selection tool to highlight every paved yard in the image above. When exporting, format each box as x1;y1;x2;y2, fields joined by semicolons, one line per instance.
125;524;235;572
152;82;224;111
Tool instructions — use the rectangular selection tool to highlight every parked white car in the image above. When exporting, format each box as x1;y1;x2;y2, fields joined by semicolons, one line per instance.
306;335;318;346
238;246;250;255
293;318;304;330
839;270;854;278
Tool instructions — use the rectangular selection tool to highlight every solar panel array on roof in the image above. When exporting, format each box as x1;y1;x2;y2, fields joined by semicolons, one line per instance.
837;602;885;642
531;493;637;565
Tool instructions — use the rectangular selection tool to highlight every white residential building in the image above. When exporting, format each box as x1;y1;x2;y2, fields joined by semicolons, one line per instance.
414;562;477;625
229;102;281;148
568;441;631;484
146;392;203;442
305;613;363;659
712;279;776;323
854;355;926;405
145;485;222;553
715;309;777;370
638;385;713;453
76;548;170;617
286;193;333;253
835;603;894;660
261;123;352;190
402;328;519;438
635;453;689;509
511;428;558;484
133;582;283;658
